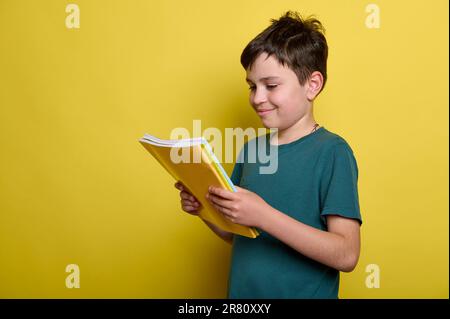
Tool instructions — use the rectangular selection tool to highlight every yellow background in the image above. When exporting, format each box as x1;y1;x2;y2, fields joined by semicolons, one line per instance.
0;0;448;298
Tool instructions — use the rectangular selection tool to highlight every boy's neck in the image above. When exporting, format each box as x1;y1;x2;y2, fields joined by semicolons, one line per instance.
272;112;318;146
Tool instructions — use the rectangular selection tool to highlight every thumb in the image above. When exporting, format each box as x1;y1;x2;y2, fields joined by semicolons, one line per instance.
234;186;248;192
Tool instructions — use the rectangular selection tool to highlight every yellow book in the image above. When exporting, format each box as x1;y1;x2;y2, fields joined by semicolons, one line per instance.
139;134;259;238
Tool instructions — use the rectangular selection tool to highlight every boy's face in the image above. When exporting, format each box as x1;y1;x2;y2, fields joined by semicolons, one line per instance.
245;52;313;131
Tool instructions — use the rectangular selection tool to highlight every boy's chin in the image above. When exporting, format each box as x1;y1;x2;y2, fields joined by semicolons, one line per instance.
260;119;279;130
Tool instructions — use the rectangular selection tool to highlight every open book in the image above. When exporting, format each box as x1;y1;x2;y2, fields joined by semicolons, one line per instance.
139;134;259;238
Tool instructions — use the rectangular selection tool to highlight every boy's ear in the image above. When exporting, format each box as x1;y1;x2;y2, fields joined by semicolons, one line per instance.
306;71;324;101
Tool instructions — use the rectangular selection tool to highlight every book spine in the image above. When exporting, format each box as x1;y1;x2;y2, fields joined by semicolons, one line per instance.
201;142;236;192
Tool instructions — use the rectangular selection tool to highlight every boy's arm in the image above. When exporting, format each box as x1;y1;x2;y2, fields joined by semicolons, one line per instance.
206;185;360;271
201;219;234;245
260;208;360;272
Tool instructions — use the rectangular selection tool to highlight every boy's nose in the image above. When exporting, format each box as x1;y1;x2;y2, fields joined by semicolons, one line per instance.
251;88;267;106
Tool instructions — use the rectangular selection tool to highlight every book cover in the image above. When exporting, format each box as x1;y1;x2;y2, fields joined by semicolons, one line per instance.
139;134;259;238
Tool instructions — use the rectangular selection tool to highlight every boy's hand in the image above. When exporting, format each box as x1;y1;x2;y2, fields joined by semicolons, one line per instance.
206;185;269;228
174;181;202;216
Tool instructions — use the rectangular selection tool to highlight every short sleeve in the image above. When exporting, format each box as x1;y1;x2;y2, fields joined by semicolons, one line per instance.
320;143;362;225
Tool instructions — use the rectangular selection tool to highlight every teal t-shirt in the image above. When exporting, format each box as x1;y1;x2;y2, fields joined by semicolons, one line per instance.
227;127;362;299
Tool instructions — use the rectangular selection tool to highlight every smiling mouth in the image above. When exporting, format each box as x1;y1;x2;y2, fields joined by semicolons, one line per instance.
256;109;275;116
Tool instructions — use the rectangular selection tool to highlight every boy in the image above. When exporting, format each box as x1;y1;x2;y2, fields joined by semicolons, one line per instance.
175;11;362;299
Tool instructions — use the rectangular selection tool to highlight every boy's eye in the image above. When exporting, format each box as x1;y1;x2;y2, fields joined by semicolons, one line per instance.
248;85;277;91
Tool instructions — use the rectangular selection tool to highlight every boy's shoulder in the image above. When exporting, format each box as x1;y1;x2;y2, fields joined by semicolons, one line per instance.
316;127;353;149
315;128;357;162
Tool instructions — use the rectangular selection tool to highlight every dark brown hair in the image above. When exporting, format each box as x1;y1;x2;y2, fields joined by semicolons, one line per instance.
241;11;328;93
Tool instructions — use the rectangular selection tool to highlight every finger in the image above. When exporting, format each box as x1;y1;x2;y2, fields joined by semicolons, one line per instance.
181;199;199;209
207;193;233;209
176;181;189;192
181;197;199;205
210;201;232;216
175;181;183;190
182;199;199;207
234;186;248;192
216;205;236;222
183;205;199;213
208;186;236;200
180;191;195;200
224;214;236;223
